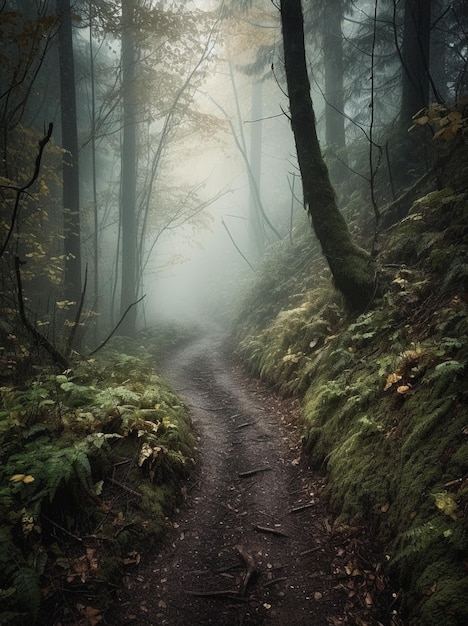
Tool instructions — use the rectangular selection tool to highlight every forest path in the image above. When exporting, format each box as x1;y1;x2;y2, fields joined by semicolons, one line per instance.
108;328;397;626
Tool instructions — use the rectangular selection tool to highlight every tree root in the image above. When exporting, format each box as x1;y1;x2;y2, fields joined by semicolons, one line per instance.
236;544;258;596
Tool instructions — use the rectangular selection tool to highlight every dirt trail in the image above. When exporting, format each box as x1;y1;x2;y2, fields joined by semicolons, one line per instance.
109;329;398;626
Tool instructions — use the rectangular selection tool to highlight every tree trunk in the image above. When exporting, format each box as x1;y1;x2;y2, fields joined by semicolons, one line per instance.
280;0;376;311
248;80;265;258
119;0;138;336
57;0;82;304
400;0;432;127
322;0;347;171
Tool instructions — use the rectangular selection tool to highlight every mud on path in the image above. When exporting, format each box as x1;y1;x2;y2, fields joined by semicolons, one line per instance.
108;329;400;626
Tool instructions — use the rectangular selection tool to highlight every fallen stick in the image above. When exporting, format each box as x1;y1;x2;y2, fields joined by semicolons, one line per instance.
185;589;246;601
262;576;287;588
238;467;271;478
290;502;316;513
299;546;321;556
254;525;289;538
107;477;142;498
236;420;257;429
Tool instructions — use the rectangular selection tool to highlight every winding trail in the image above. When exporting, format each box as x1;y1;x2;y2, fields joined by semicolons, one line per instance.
109;329;396;625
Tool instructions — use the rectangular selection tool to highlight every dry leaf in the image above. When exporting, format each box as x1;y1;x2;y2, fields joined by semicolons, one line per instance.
384;373;402;391
423;582;437;596
396;385;410;394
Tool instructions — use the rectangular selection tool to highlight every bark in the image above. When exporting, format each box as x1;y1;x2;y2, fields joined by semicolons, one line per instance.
322;1;347;165
119;0;138;336
400;0;432;127
430;0;448;102
280;0;376;311
57;0;82;304
248;80;265;257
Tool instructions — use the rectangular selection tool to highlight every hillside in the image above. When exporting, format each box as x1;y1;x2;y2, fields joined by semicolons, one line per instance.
232;142;468;625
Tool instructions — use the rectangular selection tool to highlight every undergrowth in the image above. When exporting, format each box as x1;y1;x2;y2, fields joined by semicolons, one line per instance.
0;337;194;625
233;185;468;625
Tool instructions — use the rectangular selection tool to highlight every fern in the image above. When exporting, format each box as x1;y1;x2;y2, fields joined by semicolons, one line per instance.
392;520;452;566
12;567;41;619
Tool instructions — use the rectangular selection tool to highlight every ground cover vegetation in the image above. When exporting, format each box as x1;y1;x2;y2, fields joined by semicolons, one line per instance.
0;334;194;625
233;134;468;624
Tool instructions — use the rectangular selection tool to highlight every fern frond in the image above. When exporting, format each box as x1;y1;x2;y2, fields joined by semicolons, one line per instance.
12;566;41;618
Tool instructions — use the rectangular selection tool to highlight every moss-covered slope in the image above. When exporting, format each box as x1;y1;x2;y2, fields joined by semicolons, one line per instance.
233;188;468;625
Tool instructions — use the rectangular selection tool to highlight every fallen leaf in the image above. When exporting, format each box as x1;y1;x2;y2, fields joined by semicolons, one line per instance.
396;385;410;394
314;591;323;600
384;373;402;391
380;502;390;513
423;582;437;596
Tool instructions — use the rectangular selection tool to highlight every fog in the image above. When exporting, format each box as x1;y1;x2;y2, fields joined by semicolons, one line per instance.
141;12;298;329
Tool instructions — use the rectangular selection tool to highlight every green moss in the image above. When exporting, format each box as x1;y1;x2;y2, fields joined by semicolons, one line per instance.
233;184;468;624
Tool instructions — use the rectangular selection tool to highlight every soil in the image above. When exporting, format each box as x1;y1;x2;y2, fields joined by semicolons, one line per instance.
107;328;402;626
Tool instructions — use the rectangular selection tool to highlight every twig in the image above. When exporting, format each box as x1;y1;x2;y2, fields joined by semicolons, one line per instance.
185;589;247;601
89;294;146;355
1;123;53;257
262;577;287;588
41;514;82;542
299;547;321;556
254;525;288;538
107;477;141;498
238;467;271;478
236;420;257;429
14;256;69;370
290;502;316;513
221;218;255;271
66;263;88;353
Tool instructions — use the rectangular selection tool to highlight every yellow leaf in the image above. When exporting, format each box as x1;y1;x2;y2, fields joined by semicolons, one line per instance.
10;474;26;482
447;111;463;122
384;373;402;391
396;385;411;394
413;115;429;125
22;475;35;484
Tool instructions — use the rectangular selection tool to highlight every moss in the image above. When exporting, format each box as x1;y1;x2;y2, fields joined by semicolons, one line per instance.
233;189;468;624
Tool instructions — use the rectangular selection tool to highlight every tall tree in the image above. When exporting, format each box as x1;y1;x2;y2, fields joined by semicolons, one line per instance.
321;0;347;166
248;80;265;258
57;0;82;304
400;0;432;128
280;0;376;311
119;0;138;336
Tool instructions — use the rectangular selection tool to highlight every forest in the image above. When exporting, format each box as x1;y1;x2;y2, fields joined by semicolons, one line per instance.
1;0;467;624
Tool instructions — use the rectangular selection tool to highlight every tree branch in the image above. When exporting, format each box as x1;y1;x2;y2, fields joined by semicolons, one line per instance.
0;123;53;257
89;295;146;355
14;256;69;370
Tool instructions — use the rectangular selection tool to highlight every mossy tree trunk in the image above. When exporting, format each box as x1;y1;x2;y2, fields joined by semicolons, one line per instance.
280;0;376;311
